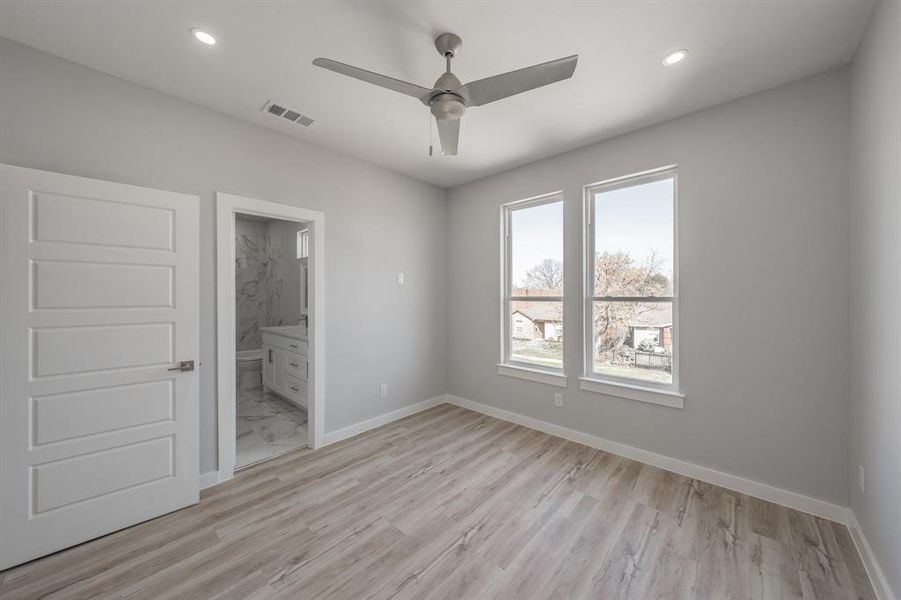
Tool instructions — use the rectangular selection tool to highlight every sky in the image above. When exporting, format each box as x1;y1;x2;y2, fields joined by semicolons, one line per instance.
511;200;564;286
510;178;673;286
594;178;674;279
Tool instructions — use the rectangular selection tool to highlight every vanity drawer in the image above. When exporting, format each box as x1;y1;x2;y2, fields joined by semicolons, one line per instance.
262;333;308;355
284;375;307;409
284;354;307;381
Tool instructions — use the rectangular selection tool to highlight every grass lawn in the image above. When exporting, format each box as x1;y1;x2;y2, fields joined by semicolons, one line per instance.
593;363;672;384
512;339;562;369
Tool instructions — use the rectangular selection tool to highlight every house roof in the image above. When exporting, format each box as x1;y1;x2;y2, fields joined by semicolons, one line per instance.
628;303;673;328
512;302;562;323
514;302;671;327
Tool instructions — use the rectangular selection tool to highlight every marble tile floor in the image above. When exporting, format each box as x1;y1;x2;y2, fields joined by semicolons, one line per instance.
235;368;308;469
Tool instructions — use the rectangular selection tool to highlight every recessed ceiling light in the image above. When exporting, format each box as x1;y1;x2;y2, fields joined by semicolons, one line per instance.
190;28;216;45
662;49;688;66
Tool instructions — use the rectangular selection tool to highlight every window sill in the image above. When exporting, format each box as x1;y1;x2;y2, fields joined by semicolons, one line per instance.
497;364;567;388
579;377;684;409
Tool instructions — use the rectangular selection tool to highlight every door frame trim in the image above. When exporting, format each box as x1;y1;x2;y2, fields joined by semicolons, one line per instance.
215;193;325;482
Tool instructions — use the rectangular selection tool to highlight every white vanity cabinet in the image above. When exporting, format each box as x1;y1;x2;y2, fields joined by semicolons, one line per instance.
261;327;308;410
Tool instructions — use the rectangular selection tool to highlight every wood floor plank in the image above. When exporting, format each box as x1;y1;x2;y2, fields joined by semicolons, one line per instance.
0;404;877;600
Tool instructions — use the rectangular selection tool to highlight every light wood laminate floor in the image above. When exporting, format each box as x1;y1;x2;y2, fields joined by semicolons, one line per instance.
0;404;875;599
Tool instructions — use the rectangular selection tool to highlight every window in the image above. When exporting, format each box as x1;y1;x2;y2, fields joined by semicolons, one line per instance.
584;167;678;393
296;229;309;259
297;229;310;315
501;193;564;374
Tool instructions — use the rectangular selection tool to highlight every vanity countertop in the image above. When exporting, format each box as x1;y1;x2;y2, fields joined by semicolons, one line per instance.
260;325;308;341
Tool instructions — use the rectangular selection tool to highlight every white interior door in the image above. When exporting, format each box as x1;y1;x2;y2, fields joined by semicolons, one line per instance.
0;164;200;570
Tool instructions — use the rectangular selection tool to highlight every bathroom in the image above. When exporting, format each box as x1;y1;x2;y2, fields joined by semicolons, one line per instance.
234;214;311;469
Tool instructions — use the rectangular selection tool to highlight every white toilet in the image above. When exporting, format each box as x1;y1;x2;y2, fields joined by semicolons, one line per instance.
236;348;264;386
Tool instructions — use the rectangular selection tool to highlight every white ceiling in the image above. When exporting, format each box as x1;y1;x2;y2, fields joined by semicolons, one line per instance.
0;1;873;188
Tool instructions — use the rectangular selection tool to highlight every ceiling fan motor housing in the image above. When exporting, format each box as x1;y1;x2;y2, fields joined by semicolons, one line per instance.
430;93;466;120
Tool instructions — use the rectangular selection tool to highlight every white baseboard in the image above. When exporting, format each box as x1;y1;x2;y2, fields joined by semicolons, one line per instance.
324;395;447;446
445;395;849;524
199;470;223;490
848;511;896;600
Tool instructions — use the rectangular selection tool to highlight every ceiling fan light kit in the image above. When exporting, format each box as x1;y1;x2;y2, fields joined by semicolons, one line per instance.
313;33;578;156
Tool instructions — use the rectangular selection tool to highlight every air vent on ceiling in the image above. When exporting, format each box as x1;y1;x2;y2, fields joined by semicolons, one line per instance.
262;100;314;127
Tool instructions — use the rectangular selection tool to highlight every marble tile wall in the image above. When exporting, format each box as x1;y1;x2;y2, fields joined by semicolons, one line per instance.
235;217;286;350
235;217;307;350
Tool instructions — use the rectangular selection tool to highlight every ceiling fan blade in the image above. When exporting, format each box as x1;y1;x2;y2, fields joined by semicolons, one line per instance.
456;55;578;107
312;58;433;104
436;118;460;156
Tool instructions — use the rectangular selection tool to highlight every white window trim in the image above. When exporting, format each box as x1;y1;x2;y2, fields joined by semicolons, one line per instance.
296;228;310;259
579;377;684;408
499;191;566;376
498;363;568;387
582;165;682;405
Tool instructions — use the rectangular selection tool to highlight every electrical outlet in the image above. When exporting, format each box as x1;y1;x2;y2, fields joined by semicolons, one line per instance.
859;464;865;493
554;392;563;407
397;272;405;285
380;383;388;398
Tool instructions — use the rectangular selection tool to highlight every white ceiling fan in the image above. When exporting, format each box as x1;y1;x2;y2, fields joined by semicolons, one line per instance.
313;33;578;156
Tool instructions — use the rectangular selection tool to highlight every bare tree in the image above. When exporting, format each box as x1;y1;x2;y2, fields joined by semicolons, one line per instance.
594;251;670;360
521;258;563;290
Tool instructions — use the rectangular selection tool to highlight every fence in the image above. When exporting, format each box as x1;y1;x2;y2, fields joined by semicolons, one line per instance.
634;351;672;371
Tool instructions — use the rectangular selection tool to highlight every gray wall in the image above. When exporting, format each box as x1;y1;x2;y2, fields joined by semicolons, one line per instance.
0;38;448;476
448;69;851;504
848;0;901;594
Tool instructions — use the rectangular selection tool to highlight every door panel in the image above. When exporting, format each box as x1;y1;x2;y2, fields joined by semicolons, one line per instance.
32;436;174;514
32;191;174;249
33;260;174;309
273;348;286;392
262;345;274;388
0;164;200;570
32;323;173;376
32;380;174;446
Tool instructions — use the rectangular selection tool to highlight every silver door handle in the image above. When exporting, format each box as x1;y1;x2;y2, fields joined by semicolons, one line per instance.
168;360;195;372
289;362;299;367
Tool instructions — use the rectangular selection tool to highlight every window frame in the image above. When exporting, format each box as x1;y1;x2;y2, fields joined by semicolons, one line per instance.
499;191;566;380
296;228;310;259
581;166;682;403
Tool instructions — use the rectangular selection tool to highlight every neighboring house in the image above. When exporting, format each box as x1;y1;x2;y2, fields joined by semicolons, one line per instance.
512;302;563;341
626;304;673;352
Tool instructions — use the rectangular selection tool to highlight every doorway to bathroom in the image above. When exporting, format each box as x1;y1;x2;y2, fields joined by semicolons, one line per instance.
215;193;325;485
233;213;310;469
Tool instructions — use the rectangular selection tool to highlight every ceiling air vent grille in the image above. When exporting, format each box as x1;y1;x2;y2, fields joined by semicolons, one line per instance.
262;100;314;127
